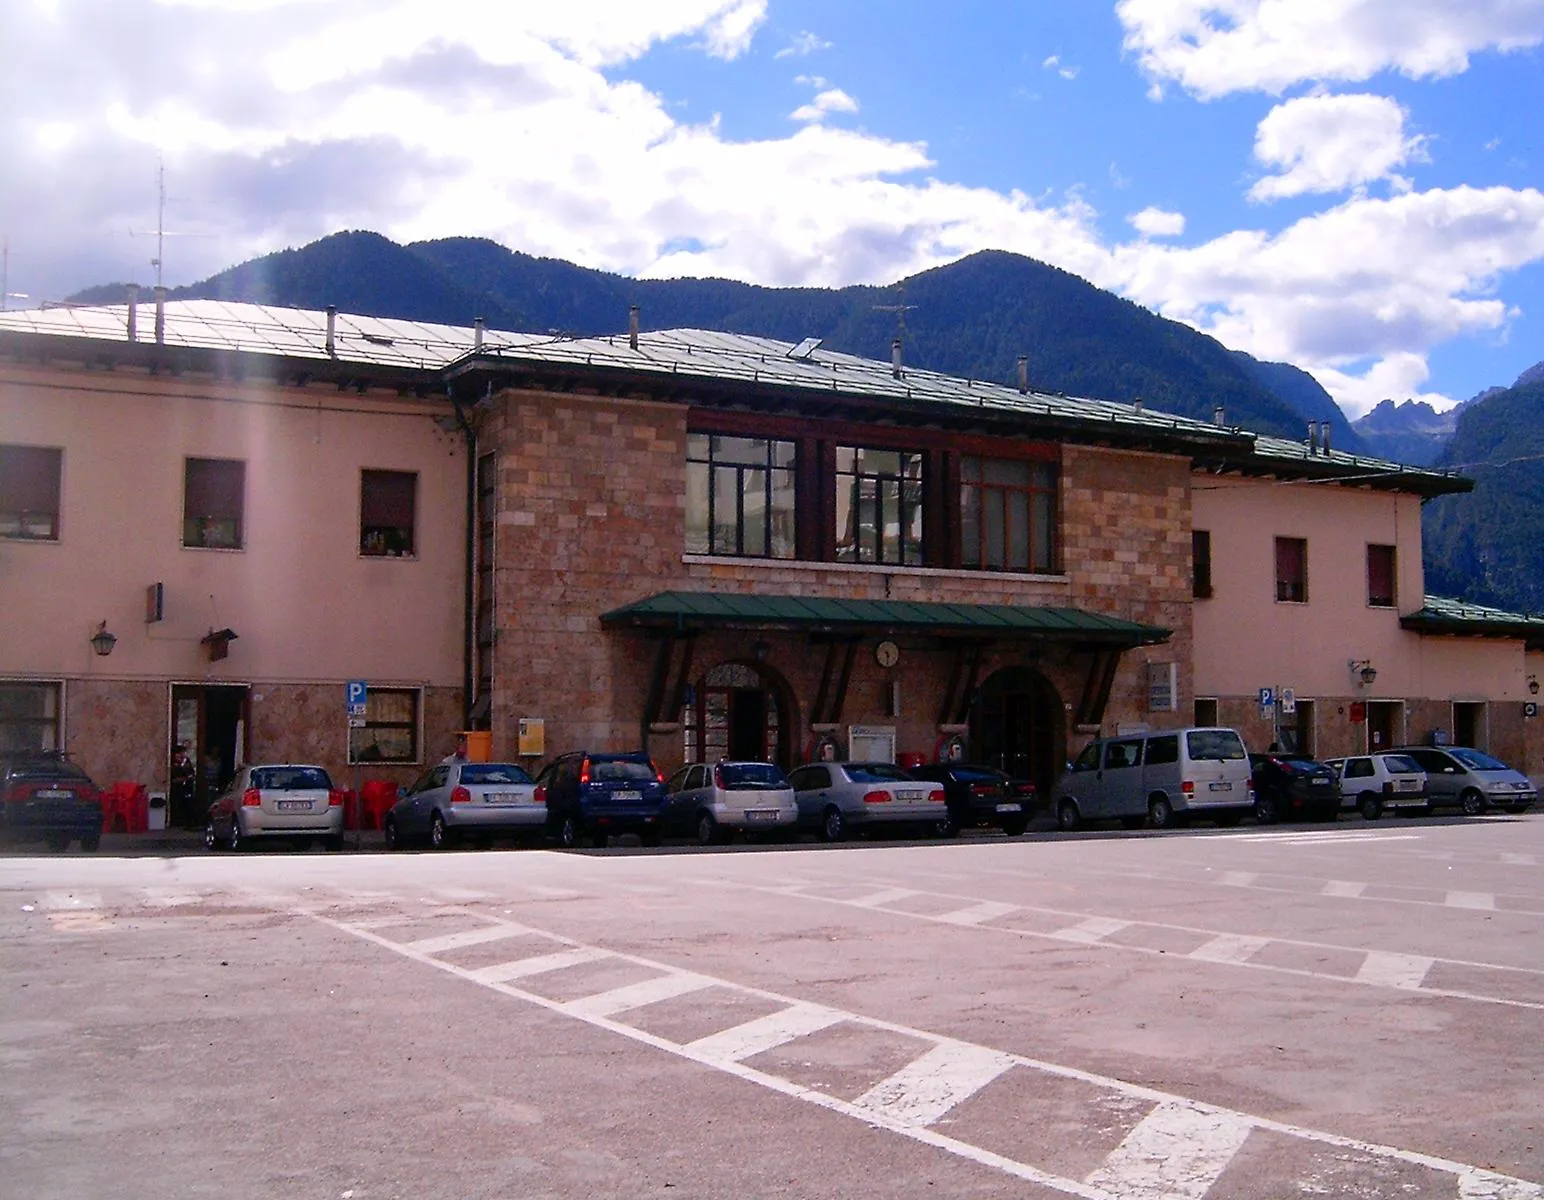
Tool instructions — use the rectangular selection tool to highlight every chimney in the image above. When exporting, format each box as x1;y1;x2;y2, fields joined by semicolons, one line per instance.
1307;421;1319;455
1132;396;1143;414
1213;404;1225;426
126;284;139;343
891;338;903;379
1017;355;1028;394
629;305;639;351
1321;422;1332;454
153;285;167;345
473;316;485;352
325;305;337;358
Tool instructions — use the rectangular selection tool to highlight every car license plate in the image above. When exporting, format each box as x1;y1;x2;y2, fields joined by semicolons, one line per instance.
277;800;310;811
1397;780;1418;791
1208;781;1233;791
37;789;69;799
485;792;517;805
612;790;641;801
1310;778;1329;786
995;803;1021;813
745;809;778;822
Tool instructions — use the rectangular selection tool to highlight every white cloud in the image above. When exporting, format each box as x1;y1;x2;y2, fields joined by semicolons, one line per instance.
1117;0;1544;98
1249;93;1429;201
1042;53;1080;79
776;30;832;59
1129;207;1186;237
790;88;859;124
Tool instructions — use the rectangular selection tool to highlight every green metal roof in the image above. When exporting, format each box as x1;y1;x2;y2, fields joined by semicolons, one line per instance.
1401;595;1544;650
599;590;1170;645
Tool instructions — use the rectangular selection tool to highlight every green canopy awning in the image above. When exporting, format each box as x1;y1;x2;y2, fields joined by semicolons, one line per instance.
600;590;1170;647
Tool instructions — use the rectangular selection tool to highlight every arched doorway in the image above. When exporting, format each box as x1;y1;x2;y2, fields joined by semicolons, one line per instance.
685;661;796;769
969;666;1063;798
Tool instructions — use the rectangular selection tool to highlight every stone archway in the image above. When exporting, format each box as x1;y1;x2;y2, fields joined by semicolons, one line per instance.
685;660;797;770
968;665;1064;798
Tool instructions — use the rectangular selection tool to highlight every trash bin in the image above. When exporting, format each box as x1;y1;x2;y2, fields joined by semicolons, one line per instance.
147;791;168;831
460;730;492;762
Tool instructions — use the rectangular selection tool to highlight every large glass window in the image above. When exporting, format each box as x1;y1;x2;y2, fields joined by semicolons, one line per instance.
0;445;62;541
959;456;1057;573
183;457;245;549
360;469;417;557
686;435;796;558
835;446;923;565
0;682;61;753
348;687;420;764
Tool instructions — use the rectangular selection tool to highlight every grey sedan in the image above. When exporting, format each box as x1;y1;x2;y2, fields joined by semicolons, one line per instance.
787;761;948;842
384;761;542;850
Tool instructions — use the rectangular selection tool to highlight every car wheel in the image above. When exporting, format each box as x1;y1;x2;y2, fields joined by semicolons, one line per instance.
203;820;219;850
383;817;402;852
44;831;70;852
1002;815;1029;837
695;812;719;847
821;806;846;843
1253;794;1279;825
1460;788;1487;817
1359;793;1383;821
1055;800;1081;832
323;833;345;852
226;817;243;853
1148;797;1175;829
932;814;959;839
558;815;581;849
429;812;449;850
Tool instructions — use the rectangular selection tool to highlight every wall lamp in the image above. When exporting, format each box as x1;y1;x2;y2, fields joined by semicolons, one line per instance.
89;621;118;657
1530;675;1540;697
1348;658;1377;687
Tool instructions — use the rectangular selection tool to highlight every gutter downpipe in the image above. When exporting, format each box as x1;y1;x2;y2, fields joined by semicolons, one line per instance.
448;384;483;730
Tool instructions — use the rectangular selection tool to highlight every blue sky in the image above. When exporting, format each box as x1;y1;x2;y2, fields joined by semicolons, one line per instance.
2;1;1542;416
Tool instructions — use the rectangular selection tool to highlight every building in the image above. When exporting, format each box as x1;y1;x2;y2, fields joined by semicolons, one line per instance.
2;293;1537;823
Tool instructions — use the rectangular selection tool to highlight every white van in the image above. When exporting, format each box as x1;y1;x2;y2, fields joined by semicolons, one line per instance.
1052;727;1254;830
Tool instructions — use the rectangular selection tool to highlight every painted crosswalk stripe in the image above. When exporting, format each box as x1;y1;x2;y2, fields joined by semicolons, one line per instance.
563;972;715;1018
848;887;920;908
468;947;610;983
1049;915;1131;944
936;900;1018;926
684;1003;845;1062
1084;1101;1254;1200
1322;880;1367;898
854;1041;1016;1128
1190;933;1268;965
1220;871;1257;887
1356;952;1435;989
1459;1168;1544;1198
41;890;101;910
1447;892;1496;910
403;925;531;955
1501;854;1538;867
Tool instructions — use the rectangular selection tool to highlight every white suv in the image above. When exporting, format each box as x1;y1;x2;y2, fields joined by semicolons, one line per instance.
1325;753;1427;820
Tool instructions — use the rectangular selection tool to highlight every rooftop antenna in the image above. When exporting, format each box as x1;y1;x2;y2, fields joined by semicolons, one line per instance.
873;283;917;344
128;159;212;290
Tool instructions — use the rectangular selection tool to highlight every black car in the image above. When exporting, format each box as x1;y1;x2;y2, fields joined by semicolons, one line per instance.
905;763;1037;836
1248;752;1340;823
534;750;669;848
1;751;106;851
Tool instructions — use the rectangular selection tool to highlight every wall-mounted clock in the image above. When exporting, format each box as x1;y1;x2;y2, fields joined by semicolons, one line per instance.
875;640;900;669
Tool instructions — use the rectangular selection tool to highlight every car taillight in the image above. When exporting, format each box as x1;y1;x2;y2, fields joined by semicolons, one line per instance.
1383;781;1394;795
534;784;547;806
328;788;344;807
862;790;891;804
652;760;666;784
242;788;262;807
579;760;591;785
714;765;725;789
451;786;471;804
1182;780;1195;797
927;788;945;804
969;784;994;796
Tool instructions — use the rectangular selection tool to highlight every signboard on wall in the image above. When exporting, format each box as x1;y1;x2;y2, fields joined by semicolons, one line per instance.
1147;662;1176;712
849;725;896;763
518;718;545;757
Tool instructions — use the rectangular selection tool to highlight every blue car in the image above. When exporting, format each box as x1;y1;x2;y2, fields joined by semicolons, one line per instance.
534;750;668;848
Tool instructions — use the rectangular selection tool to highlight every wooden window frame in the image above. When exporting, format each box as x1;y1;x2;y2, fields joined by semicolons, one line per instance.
1367;543;1396;608
958;455;1058;574
0;445;62;541
0;680;63;753
1275;536;1308;603
685;434;797;559
183;457;245;550
360;469;418;558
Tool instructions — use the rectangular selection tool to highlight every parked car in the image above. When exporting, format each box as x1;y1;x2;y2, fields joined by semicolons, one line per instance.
535;750;669;848
204;763;344;851
0;750;105;852
662;760;799;844
384;761;542;850
1051;727;1254;830
1324;753;1427;819
1393;746;1537;815
904;763;1037;836
1247;752;1340;823
787;761;948;841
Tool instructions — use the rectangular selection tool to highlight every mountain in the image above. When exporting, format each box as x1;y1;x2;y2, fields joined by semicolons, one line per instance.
1423;376;1544;614
72;232;1339;444
1352;399;1460;467
1231;352;1360;451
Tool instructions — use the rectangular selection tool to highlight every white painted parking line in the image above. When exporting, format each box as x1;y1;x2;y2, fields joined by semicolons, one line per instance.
1190;933;1268;965
1084;1101;1254;1200
1049;915;1132;944
1501;854;1538;866
1219;871;1257;886
1447;891;1497;910
1356;952;1435;990
563;971;715;1018
685;1004;845;1062
1322;880;1366;898
935;900;1018;926
138;888;199;907
402;925;532;954
41;890;101;910
1459;1169;1544;1198
848;887;921;908
468;947;611;983
853;1041;1016;1128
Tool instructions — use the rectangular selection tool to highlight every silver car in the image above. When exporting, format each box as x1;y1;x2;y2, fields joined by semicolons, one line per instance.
662;760;799;844
1394;746;1537;815
1326;753;1427;819
385;761;542;850
788;761;947;842
204;763;343;851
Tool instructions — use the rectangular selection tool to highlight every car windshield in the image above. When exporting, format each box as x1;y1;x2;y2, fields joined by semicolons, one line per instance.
1186;729;1246;761
719;763;788;788
590;759;657;782
253;766;332;790
843;763;912;783
1276;757;1321;773
460;763;533;785
1449;748;1510;771
951;766;1005;782
1379;754;1422;773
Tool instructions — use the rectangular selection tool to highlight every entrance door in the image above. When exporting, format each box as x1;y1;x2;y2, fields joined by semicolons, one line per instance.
970;666;1062;799
1365;700;1402;752
689;662;790;768
1453;702;1485;749
171;684;250;827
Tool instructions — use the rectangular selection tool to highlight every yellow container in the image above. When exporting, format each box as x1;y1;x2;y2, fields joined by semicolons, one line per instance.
460;730;492;762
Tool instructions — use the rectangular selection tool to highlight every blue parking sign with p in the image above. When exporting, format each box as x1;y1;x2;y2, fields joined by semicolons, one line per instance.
346;679;368;716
